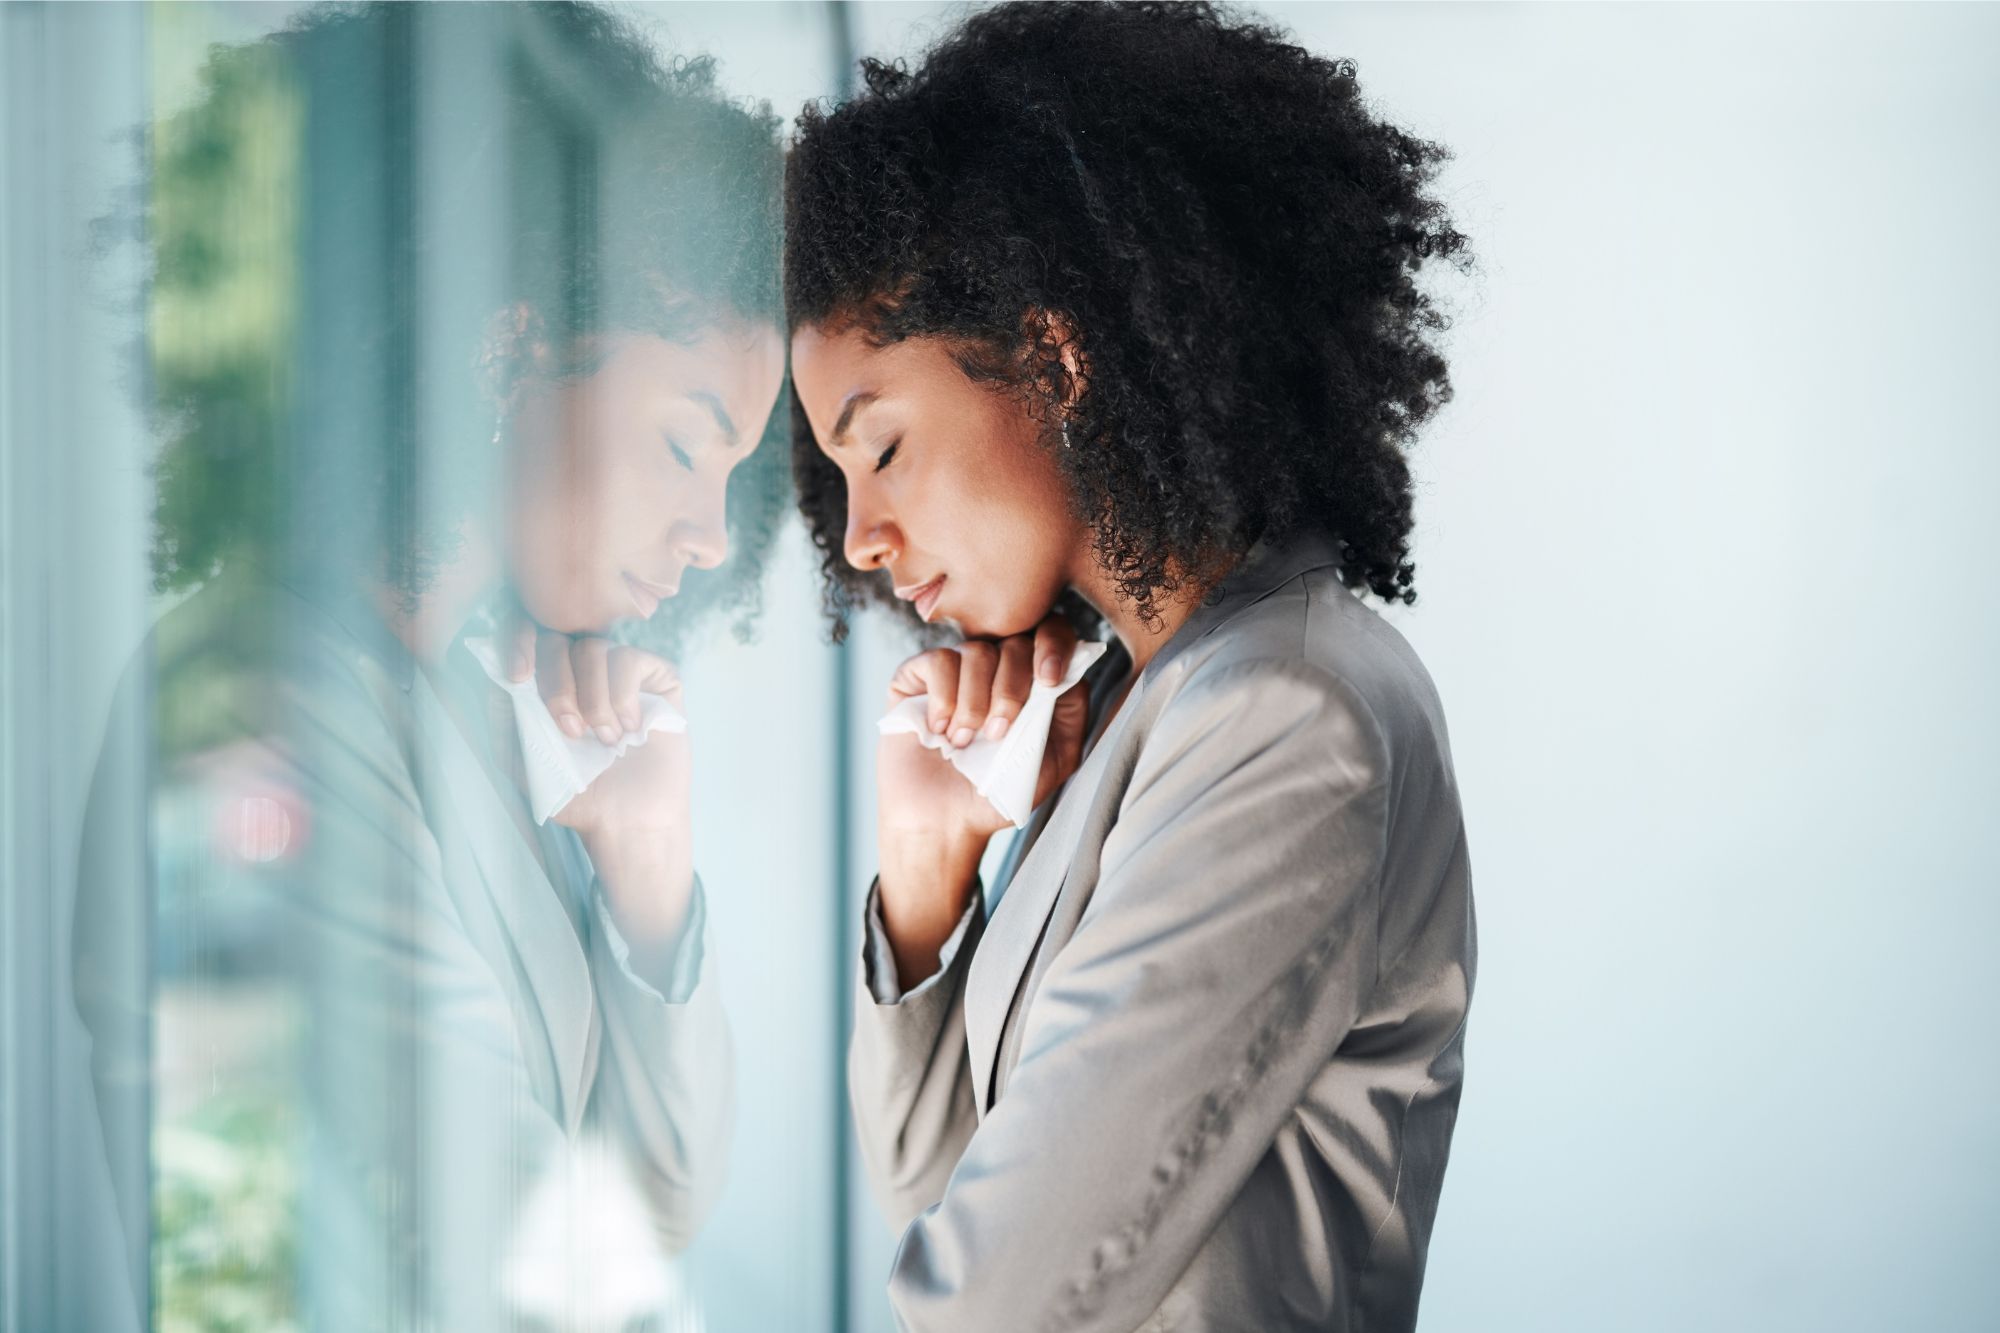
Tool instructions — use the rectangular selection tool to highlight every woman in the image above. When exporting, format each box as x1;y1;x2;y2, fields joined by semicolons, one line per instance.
787;4;1477;1329
71;4;785;1326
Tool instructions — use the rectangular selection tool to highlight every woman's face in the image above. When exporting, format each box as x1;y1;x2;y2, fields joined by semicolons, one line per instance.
503;320;786;635
790;322;1085;638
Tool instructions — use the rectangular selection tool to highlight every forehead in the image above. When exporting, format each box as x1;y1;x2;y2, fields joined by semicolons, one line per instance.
789;321;872;390
654;320;781;375
595;323;782;400
790;323;961;412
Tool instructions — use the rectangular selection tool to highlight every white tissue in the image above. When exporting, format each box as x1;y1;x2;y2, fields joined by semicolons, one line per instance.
464;635;687;824
877;640;1107;828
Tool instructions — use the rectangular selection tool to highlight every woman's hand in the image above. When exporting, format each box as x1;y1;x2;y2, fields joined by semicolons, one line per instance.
501;619;694;955
874;615;1091;985
878;616;1091;843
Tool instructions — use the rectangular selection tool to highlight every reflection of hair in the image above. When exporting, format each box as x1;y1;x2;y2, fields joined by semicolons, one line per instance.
144;1;787;644
787;0;1473;640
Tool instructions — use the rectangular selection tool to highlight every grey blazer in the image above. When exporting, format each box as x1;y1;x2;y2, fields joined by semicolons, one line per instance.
72;569;731;1328
851;528;1477;1332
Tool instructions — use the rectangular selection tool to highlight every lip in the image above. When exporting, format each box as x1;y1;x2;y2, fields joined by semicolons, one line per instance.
623;571;678;619
893;573;947;624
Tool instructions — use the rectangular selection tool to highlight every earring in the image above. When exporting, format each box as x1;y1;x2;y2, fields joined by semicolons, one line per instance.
1060;416;1073;449
491;380;523;450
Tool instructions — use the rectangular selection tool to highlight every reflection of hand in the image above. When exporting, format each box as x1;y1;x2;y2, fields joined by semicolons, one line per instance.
875;615;1088;986
500;618;694;956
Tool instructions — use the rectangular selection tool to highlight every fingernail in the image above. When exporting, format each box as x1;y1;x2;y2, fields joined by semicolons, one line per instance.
560;713;585;738
951;727;975;748
983;716;1009;740
1038;656;1060;684
929;713;947;734
595;724;620;745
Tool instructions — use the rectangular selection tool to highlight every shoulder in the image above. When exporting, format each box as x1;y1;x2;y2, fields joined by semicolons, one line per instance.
132;569;417;782
1146;564;1453;789
1140;650;1389;798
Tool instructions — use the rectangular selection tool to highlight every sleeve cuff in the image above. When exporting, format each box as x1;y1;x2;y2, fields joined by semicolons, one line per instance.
862;876;982;1005
593;871;708;1006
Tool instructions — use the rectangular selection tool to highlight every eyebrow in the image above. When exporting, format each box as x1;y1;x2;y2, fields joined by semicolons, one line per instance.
687;391;739;448
830;390;880;448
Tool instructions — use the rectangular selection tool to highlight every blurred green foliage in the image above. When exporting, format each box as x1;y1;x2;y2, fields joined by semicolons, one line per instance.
152;1032;301;1333
146;33;300;597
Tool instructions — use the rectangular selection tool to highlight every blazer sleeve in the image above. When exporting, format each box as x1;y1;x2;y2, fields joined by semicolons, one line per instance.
271;679;570;1330
584;871;736;1254
280;683;740;1325
69;646;160;1315
881;657;1392;1333
849;876;987;1231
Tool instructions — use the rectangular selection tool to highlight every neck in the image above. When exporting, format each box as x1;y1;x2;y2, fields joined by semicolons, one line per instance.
375;521;502;667
1065;546;1225;677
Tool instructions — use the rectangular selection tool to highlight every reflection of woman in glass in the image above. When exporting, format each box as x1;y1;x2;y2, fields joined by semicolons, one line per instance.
788;4;1476;1328
72;4;784;1326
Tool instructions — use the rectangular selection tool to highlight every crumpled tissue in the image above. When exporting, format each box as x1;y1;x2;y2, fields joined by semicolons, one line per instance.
877;640;1106;827
464;635;687;824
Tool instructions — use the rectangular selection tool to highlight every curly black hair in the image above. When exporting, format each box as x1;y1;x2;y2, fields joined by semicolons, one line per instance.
138;1;788;649
786;0;1473;641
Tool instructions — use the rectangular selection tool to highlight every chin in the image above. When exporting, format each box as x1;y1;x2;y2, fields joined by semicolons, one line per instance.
953;599;1054;641
595;601;648;636
519;590;614;639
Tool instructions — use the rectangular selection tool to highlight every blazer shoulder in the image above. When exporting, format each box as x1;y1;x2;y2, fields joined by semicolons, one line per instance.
1167;565;1452;774
132;571;419;788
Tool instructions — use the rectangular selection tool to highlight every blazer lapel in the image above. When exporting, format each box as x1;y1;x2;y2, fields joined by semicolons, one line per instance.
409;666;597;1134
964;682;1146;1115
264;575;598;1133
985;781;1057;917
962;528;1350;1113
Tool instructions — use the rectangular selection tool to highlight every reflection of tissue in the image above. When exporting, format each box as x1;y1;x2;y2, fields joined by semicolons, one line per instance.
464;635;686;824
502;1134;700;1332
878;640;1107;827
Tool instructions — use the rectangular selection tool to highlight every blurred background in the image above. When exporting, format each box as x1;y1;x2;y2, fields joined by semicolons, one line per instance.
4;3;1996;1331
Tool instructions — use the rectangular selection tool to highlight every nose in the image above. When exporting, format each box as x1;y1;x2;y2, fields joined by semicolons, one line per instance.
843;493;901;573
667;479;730;571
674;513;728;570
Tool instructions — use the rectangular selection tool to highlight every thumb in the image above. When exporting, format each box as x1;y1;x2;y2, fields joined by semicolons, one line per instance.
499;610;539;682
629;648;684;707
1050;682;1090;758
1032;682;1092;810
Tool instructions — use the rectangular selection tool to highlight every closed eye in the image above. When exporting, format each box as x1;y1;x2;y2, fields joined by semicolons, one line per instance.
665;434;695;471
874;439;901;473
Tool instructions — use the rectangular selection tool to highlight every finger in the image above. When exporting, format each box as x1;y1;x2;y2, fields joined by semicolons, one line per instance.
883;646;952;701
1051;682;1090;771
1032;615;1081;686
502;613;538;682
948;640;998;748
983;635;1036;741
1034;683;1092;808
887;648;961;735
608;645;682;729
605;648;643;733
535;632;583;738
569;638;621;744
